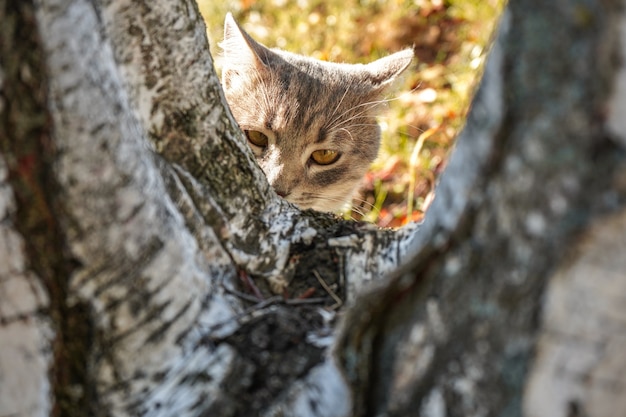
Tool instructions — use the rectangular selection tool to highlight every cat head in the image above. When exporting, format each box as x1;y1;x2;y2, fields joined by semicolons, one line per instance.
220;13;413;212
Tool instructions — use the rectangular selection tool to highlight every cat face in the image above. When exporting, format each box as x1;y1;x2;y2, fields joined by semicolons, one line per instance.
220;13;413;212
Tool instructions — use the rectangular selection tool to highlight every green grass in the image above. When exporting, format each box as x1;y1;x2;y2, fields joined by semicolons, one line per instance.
199;0;505;227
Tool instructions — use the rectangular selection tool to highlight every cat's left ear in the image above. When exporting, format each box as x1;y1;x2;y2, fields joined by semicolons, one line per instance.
220;12;275;70
364;48;415;92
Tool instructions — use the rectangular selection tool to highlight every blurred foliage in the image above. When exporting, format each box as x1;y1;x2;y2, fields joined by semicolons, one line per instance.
198;0;505;227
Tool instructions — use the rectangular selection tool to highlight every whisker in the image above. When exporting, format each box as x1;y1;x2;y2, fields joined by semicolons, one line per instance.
325;97;380;127
350;195;377;211
337;127;354;142
338;123;381;130
346;205;369;219
242;63;274;122
325;81;428;133
328;86;423;127
325;100;382;132
346;207;365;218
288;191;379;220
328;83;353;127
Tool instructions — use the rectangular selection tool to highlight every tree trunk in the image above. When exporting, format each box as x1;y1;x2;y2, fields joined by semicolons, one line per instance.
1;0;625;417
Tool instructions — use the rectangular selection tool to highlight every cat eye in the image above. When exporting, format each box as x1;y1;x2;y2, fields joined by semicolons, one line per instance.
310;149;341;165
245;130;268;147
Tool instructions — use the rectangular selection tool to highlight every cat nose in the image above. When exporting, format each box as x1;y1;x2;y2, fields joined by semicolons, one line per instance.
275;190;289;198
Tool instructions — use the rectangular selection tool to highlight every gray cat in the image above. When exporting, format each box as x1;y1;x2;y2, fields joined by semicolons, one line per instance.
220;13;413;212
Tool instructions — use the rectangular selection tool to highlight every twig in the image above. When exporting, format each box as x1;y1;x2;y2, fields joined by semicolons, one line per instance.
338;253;345;290
238;269;264;300
296;287;317;299
205;295;283;336
223;286;263;303
224;284;328;306
285;297;329;305
313;269;343;309
204;291;329;343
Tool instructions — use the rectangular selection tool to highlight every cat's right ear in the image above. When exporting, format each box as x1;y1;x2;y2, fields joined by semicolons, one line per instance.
220;13;274;71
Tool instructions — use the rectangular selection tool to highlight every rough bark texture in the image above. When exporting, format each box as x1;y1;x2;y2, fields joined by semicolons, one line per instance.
1;0;626;416
337;2;626;417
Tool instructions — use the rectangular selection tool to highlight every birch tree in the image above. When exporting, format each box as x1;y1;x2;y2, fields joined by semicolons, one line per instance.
1;0;626;416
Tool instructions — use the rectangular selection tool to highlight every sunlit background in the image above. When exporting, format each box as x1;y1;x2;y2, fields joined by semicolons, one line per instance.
198;0;504;227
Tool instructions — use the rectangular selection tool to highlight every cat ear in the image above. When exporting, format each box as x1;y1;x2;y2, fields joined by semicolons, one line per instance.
363;48;414;92
221;12;274;70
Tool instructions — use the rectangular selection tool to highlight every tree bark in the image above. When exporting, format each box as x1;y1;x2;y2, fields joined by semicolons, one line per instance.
0;0;625;417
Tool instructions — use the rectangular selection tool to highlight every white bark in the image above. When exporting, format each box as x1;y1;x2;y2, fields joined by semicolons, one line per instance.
0;158;52;417
34;0;246;414
22;0;398;415
1;0;626;415
608;9;626;149
524;208;626;417
524;4;626;411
